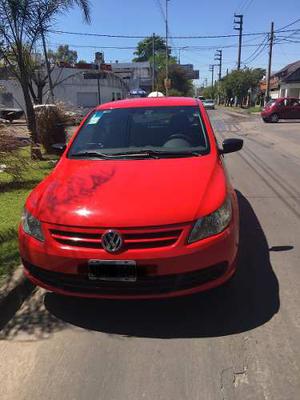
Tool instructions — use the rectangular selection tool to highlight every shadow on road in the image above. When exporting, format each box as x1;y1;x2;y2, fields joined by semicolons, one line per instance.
44;192;280;338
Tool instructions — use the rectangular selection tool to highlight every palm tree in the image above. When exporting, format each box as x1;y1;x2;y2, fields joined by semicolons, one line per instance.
0;0;91;154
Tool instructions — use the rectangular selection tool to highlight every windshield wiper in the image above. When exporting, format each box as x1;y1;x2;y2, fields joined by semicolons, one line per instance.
71;149;202;159
111;149;202;158
71;151;118;159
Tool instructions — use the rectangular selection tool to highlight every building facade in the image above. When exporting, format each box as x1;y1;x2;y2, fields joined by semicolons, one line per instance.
0;65;128;111
111;61;152;93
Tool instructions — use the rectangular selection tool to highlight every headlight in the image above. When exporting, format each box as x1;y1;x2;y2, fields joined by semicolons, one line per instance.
21;209;45;242
188;196;232;243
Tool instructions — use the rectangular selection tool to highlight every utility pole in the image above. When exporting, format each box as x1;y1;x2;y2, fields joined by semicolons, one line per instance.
152;33;155;92
165;0;170;96
40;25;54;101
265;22;274;103
209;65;215;88
214;49;222;80
234;14;243;70
97;76;101;104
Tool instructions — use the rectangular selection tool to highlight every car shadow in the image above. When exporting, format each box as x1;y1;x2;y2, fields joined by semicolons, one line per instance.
44;192;280;338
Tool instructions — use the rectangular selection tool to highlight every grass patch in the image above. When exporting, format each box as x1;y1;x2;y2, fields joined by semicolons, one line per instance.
247;105;262;114
0;147;55;284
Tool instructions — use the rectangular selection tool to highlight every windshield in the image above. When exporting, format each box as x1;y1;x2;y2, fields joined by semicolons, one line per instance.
266;99;276;107
68;106;209;158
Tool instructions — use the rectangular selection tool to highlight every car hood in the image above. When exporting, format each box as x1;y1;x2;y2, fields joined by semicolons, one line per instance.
27;156;227;227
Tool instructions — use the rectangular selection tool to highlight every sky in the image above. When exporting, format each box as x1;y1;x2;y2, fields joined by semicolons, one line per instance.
47;0;300;86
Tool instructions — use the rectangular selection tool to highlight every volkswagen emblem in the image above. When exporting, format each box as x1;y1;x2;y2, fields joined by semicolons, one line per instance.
101;230;123;253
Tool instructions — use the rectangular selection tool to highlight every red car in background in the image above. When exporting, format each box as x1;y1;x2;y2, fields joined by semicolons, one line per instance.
261;97;300;123
19;97;243;299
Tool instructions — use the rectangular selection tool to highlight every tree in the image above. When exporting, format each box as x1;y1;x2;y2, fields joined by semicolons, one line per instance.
132;34;193;96
48;45;78;64
133;35;170;62
157;64;194;97
0;0;91;155
202;86;217;99
148;51;177;72
220;68;265;106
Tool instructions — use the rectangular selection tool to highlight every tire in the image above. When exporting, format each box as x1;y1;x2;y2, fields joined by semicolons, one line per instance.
270;113;279;123
263;118;270;123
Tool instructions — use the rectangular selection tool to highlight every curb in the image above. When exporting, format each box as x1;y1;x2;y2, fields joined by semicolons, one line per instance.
221;109;250;118
0;266;35;329
219;107;260;119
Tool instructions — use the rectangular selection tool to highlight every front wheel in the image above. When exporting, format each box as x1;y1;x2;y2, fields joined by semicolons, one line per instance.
262;118;270;123
270;113;279;123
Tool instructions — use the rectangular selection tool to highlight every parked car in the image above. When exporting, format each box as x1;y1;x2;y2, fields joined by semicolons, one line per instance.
261;97;300;122
0;107;24;122
202;99;215;110
19;97;243;299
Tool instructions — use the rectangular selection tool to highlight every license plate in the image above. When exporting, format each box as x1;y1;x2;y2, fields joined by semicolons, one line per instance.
88;260;137;282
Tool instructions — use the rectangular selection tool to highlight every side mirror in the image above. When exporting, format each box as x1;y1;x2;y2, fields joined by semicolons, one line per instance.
51;143;66;153
220;138;243;154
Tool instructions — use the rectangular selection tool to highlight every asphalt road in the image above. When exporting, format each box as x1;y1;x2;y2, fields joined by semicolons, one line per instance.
1;108;300;400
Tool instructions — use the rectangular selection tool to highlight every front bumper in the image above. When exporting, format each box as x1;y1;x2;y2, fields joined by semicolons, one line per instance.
261;111;270;118
23;259;237;299
19;201;239;299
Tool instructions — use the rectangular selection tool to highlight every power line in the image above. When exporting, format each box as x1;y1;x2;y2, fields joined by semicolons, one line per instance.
244;43;268;65
277;18;300;31
47;41;286;52
243;0;255;13
48;43;137;49
153;0;166;22
237;0;254;13
236;0;248;13
48;28;300;40
242;34;268;64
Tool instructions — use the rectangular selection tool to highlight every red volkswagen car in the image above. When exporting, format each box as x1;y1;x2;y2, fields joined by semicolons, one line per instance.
19;97;243;299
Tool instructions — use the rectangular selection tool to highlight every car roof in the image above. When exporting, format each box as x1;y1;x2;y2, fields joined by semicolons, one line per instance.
97;97;199;110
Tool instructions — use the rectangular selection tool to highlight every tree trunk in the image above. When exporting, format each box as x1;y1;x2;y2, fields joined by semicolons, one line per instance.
37;83;44;104
20;79;43;160
21;80;37;141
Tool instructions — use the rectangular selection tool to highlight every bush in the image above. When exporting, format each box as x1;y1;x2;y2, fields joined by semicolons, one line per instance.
0;125;29;181
35;104;67;153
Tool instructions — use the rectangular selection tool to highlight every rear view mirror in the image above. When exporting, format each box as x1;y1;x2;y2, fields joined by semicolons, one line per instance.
220;138;243;155
51;143;66;153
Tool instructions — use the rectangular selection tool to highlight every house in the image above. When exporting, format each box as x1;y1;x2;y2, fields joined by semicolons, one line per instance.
276;60;300;98
259;60;300;99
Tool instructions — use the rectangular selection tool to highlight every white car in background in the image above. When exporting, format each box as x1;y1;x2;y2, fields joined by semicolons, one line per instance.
202;99;215;110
